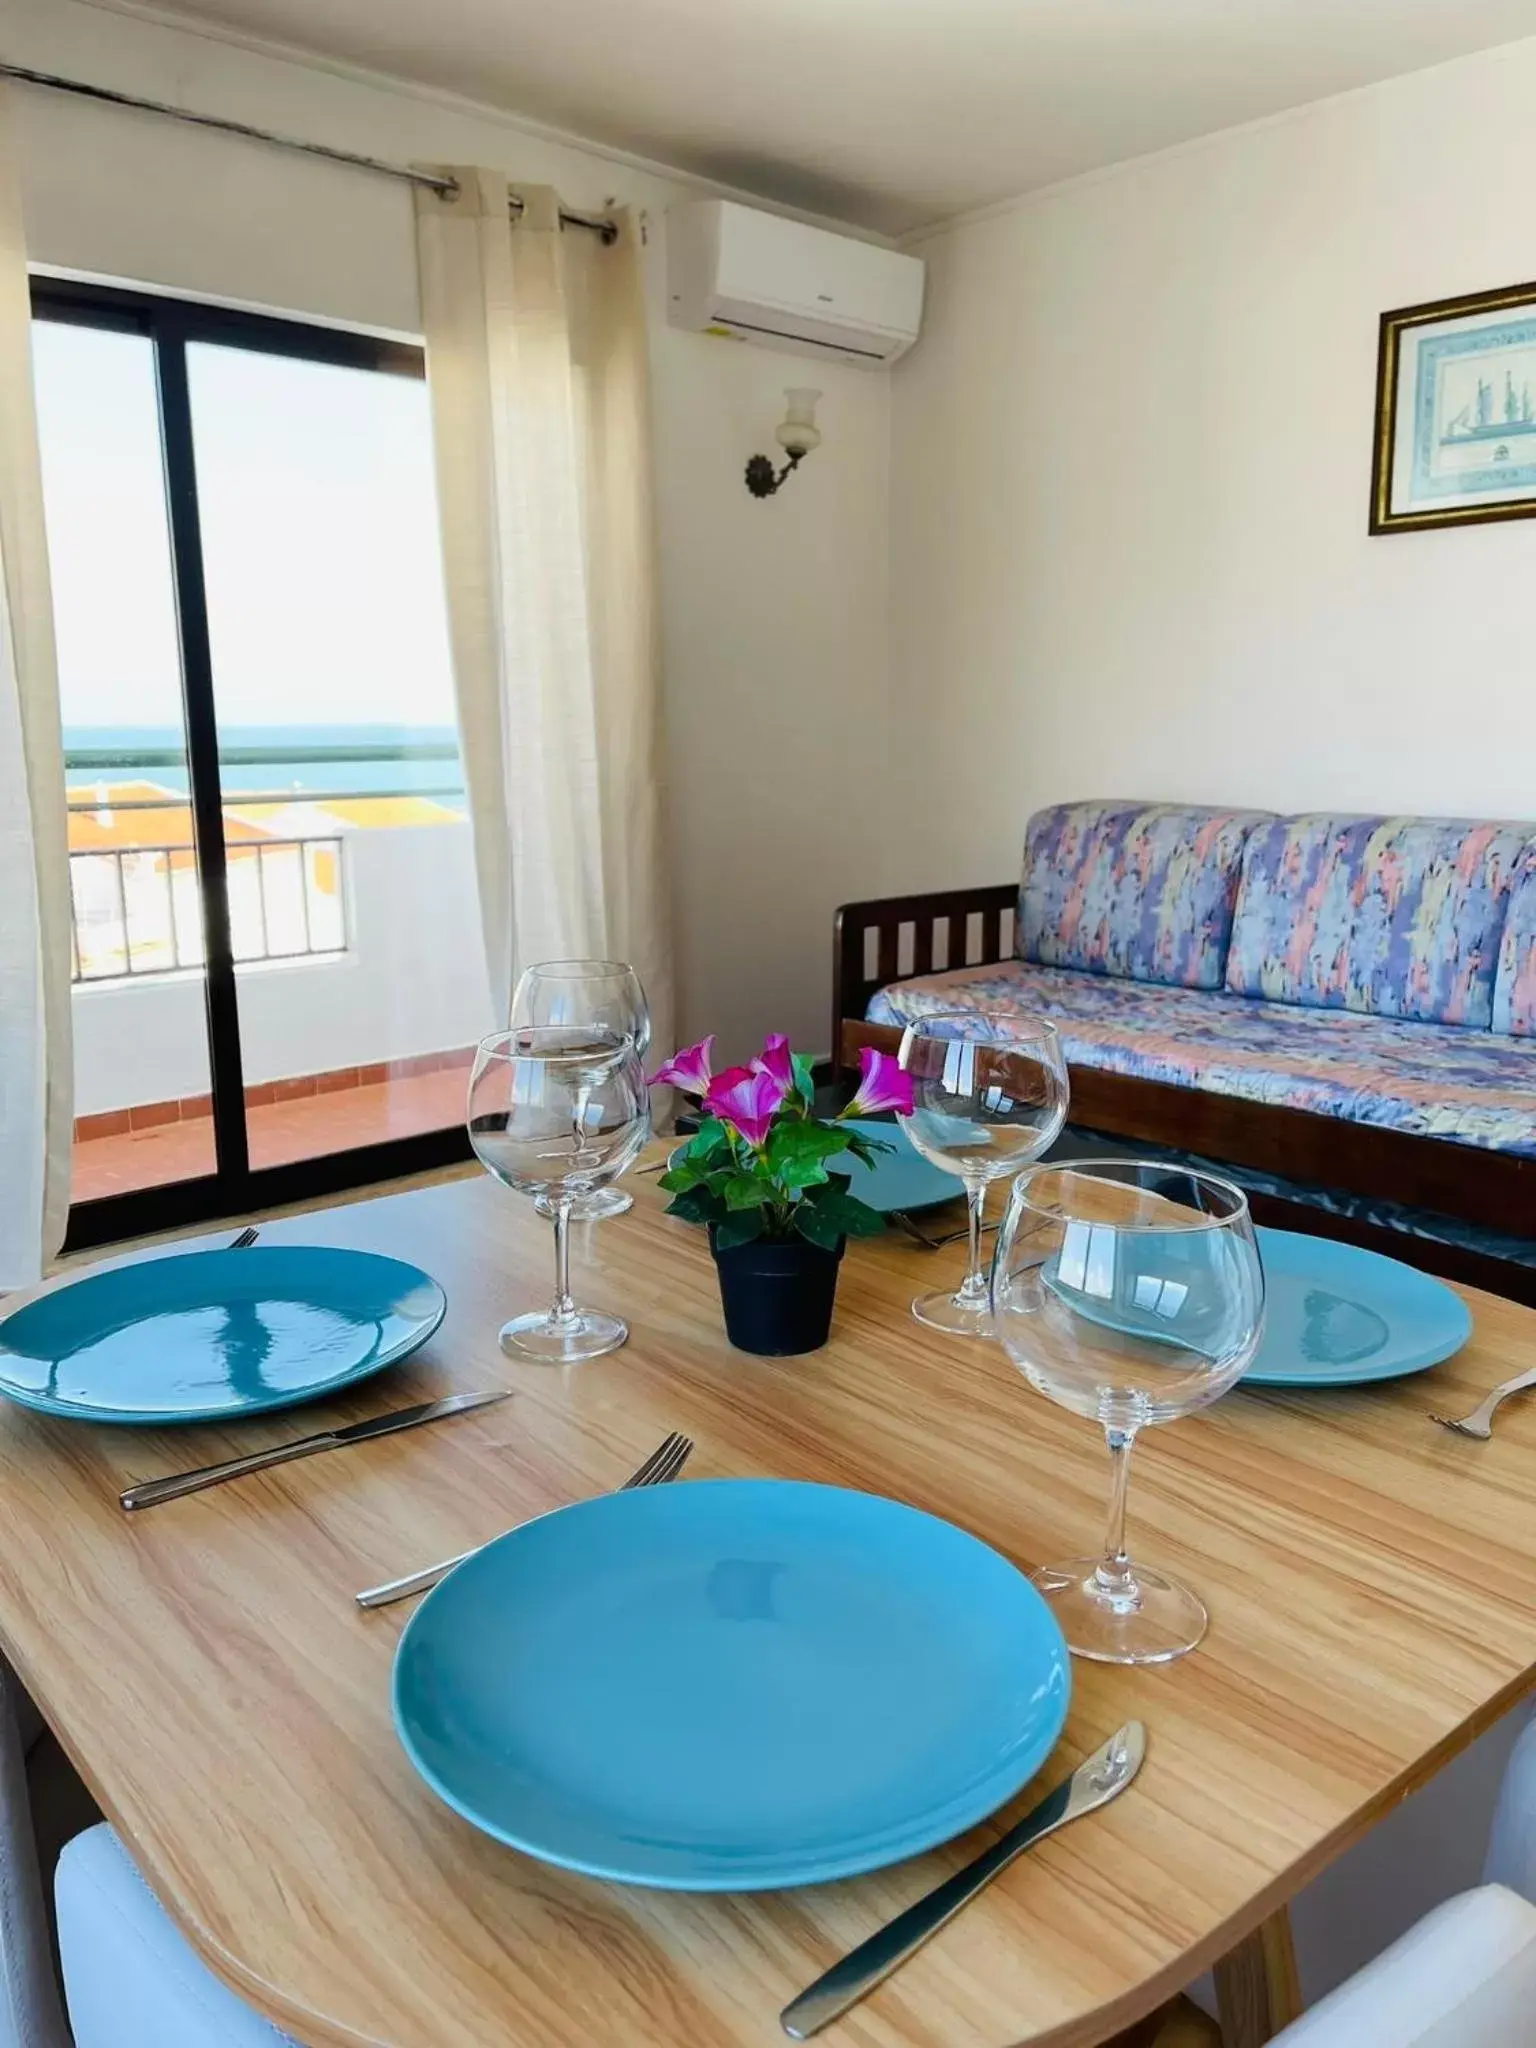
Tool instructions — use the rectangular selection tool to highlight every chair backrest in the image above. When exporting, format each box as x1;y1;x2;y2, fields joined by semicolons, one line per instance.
1270;1885;1536;2046
1484;1710;1536;1901
1225;814;1534;1028
1018;800;1270;991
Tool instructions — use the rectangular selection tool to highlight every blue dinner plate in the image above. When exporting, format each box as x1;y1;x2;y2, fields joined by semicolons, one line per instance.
0;1246;446;1423
669;1119;959;1216
394;1478;1070;1890
1244;1227;1472;1388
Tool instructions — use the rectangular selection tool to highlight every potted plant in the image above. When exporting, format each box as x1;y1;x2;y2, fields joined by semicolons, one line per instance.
649;1035;914;1356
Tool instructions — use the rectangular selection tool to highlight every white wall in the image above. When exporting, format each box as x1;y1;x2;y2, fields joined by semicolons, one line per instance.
889;35;1536;894
6;0;894;1062
71;824;492;1112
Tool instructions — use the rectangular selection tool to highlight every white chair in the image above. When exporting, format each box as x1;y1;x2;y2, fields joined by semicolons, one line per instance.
55;1827;294;2047
1269;1710;1536;2046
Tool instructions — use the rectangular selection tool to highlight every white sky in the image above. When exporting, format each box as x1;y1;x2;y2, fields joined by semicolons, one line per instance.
31;319;459;732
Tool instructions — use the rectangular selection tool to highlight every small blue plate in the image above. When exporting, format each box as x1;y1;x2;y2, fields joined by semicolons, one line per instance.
670;1119;959;1216
394;1478;1070;1890
0;1246;446;1423
1245;1227;1472;1388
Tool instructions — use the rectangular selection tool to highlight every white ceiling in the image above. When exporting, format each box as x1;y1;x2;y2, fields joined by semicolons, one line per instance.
121;0;1536;235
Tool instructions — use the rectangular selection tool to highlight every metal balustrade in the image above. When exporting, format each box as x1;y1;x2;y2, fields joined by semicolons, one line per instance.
69;837;346;983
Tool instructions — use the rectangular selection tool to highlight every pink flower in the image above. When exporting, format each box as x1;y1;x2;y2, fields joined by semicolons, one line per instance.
751;1032;795;1094
842;1045;914;1118
649;1035;716;1095
703;1063;789;1148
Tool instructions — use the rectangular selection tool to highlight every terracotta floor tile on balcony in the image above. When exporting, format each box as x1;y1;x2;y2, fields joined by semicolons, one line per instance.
72;1066;472;1203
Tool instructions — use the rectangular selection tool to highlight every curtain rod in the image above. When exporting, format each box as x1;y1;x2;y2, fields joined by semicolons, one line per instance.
0;62;619;241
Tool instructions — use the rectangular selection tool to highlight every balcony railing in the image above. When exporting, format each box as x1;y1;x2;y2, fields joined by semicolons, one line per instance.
69;838;346;983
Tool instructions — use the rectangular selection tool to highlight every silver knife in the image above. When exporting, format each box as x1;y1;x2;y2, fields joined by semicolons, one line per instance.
119;1391;510;1512
780;1722;1147;2039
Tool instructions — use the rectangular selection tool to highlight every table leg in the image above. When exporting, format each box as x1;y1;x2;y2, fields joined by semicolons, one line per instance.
1213;1908;1302;2047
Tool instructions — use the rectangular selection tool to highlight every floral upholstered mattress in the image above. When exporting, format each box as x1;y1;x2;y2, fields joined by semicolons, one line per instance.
865;958;1536;1158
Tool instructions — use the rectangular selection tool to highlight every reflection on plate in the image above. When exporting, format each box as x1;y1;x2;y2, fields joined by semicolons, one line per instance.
0;1246;446;1423
1244;1228;1471;1387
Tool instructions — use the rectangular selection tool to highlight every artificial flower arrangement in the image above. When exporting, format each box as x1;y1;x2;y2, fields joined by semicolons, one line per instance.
650;1034;915;1250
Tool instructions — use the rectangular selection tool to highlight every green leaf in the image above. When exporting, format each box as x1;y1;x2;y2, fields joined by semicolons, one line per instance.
779;1157;830;1195
804;1187;885;1238
768;1120;848;1171
682;1117;729;1163
657;1164;702;1193
714;1209;766;1250
794;1202;844;1250
665;1185;723;1226
723;1173;768;1212
791;1052;818;1109
843;1132;892;1168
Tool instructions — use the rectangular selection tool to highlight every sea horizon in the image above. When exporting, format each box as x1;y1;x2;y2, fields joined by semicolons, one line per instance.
63;721;465;801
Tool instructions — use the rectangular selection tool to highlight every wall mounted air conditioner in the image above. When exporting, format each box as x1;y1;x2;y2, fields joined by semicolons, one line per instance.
666;200;924;368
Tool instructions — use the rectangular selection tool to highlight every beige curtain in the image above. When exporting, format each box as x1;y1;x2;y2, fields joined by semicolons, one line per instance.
0;83;71;1290
413;173;672;1053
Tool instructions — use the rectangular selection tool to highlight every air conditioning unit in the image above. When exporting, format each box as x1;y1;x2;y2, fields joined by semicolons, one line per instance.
666;200;924;368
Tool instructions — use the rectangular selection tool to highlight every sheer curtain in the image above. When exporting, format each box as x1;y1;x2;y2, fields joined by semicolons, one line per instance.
413;173;673;1050
0;84;71;1291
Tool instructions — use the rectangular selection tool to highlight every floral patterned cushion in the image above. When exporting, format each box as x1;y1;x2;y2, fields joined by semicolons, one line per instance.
1494;846;1536;1038
1018;801;1270;992
866;960;1536;1156
1225;815;1534;1029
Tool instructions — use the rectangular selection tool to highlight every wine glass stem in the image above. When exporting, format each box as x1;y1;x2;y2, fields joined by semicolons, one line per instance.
549;1198;578;1328
1094;1427;1142;1613
956;1176;989;1308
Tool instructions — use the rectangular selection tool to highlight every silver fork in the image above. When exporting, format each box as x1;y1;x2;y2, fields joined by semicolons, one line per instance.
354;1429;694;1608
1431;1365;1536;1440
229;1226;259;1249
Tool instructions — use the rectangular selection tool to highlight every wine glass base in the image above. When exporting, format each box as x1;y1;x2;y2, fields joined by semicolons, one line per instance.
911;1287;995;1338
1030;1556;1208;1665
498;1309;629;1365
534;1188;633;1222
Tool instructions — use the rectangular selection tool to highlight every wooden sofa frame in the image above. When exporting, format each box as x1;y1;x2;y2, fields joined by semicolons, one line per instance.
833;884;1536;1305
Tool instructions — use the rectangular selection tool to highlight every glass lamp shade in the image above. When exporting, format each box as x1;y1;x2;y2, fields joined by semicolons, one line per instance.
776;387;822;455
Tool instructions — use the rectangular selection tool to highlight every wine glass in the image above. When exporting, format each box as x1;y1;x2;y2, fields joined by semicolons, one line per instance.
896;1013;1069;1336
512;960;651;1223
467;1026;650;1364
990;1159;1266;1664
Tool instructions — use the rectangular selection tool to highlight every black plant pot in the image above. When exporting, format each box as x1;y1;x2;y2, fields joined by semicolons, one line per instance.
708;1228;846;1357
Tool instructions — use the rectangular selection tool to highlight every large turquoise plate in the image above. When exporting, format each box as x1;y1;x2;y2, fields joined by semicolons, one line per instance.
1245;1227;1472;1388
394;1478;1070;1890
0;1246;446;1423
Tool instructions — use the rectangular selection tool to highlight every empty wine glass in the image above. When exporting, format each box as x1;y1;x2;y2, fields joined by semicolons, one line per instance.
467;1026;650;1364
897;1013;1069;1336
513;960;651;1223
991;1159;1266;1664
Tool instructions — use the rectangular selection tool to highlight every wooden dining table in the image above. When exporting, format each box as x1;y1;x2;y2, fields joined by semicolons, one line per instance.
2;1158;1536;2048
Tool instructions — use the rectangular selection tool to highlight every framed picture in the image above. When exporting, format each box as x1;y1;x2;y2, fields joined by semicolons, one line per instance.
1371;279;1536;533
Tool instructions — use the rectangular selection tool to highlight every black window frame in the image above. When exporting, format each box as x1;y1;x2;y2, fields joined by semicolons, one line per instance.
34;276;472;1253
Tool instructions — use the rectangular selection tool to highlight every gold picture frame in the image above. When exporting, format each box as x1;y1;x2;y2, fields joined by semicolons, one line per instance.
1372;278;1536;533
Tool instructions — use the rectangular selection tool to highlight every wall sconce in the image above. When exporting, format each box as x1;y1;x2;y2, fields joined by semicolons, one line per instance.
745;388;822;497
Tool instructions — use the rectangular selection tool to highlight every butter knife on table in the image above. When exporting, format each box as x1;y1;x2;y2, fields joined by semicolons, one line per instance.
119;1390;510;1512
781;1722;1147;2038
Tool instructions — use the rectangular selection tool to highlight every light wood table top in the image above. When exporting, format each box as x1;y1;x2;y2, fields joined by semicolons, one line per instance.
3;1166;1536;2048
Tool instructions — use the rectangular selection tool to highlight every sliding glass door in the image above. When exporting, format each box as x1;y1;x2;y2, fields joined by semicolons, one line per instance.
31;280;491;1246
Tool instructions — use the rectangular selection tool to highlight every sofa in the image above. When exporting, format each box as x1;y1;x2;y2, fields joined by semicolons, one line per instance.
835;801;1536;1299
